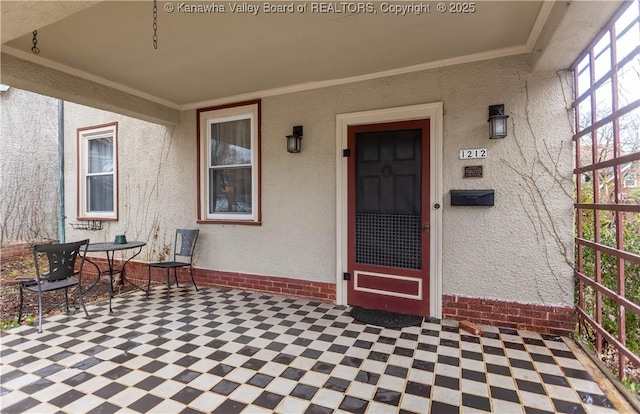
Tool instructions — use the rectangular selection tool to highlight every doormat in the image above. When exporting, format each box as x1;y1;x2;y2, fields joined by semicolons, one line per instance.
350;306;423;329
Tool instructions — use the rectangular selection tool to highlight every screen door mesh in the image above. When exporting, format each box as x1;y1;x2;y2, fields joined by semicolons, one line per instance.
355;212;421;269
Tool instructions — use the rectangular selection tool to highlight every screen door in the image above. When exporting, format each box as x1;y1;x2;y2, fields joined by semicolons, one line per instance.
347;119;430;316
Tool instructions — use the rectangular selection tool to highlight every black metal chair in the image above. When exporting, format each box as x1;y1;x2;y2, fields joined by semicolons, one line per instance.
147;229;199;298
18;239;91;333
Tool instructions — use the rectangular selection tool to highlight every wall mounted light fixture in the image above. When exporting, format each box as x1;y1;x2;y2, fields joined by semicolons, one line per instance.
488;104;509;139
287;125;303;153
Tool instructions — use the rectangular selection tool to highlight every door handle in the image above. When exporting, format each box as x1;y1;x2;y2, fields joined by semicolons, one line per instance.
423;222;430;231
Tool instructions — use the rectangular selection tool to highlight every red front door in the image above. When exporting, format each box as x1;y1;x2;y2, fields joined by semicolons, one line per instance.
347;119;430;317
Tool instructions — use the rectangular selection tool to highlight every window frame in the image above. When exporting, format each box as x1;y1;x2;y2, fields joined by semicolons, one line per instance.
76;122;119;221
197;100;261;225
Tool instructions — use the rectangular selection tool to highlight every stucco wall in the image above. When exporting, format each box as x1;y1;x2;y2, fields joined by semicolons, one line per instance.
64;54;574;308
0;87;59;245
63;105;193;262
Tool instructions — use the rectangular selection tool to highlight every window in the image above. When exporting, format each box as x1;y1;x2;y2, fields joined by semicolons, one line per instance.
77;123;118;220
197;100;261;224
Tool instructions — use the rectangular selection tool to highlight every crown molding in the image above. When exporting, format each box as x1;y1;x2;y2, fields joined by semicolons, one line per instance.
1;46;181;110
4;1;551;114
184;44;531;111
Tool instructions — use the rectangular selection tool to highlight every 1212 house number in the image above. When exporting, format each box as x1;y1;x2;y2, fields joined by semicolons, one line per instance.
459;149;487;159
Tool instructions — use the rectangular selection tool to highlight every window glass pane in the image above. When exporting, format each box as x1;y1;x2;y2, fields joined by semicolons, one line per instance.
595;80;613;122
199;101;260;222
210;118;252;166
576;56;591;97
578;96;592;130
88;137;113;174
619;107;640;154
617;56;640;108
87;175;113;212
208;167;252;214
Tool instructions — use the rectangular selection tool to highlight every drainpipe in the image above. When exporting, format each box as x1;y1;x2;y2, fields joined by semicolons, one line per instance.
57;99;65;243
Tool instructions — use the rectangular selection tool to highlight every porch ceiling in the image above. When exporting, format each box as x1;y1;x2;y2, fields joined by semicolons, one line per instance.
0;1;623;117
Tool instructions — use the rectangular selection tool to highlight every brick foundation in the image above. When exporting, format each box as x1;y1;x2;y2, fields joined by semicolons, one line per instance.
443;294;576;336
1;243;35;259
78;258;575;335
1;240;58;259
82;259;336;303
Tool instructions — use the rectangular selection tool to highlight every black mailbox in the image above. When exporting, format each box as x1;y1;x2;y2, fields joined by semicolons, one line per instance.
450;190;495;206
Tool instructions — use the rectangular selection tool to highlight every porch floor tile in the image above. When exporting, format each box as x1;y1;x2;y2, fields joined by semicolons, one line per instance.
0;287;623;413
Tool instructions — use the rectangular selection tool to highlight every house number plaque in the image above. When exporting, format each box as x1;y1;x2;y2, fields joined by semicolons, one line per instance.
459;149;487;159
464;165;483;178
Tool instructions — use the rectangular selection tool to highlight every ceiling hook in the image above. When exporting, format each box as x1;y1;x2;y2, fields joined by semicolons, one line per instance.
31;30;40;54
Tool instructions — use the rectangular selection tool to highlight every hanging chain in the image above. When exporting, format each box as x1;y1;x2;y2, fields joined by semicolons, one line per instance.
31;30;40;54
153;0;158;50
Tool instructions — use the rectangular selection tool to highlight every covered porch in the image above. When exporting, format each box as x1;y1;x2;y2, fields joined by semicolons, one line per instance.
2;0;640;410
0;287;631;413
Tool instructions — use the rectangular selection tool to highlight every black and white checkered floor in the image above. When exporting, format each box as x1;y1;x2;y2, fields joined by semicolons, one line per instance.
0;287;620;413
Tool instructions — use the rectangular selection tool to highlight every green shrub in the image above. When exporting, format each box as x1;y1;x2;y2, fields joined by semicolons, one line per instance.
576;180;640;354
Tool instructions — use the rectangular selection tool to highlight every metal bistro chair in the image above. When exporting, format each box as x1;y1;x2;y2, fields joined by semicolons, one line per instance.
18;239;91;333
147;229;199;298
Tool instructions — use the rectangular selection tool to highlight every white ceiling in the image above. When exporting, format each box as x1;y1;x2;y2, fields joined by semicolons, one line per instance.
0;1;623;111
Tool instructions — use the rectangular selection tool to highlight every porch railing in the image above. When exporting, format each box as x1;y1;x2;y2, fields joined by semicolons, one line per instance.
572;0;640;385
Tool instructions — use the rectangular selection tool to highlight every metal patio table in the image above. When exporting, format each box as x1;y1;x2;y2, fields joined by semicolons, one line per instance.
85;241;146;313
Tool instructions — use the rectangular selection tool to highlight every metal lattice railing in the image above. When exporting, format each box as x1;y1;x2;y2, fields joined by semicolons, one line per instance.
572;0;640;384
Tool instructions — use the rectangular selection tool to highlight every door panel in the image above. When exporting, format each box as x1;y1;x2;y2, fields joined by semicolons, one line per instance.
347;119;430;316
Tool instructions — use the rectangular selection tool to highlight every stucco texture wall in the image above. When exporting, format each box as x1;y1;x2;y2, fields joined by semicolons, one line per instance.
63;104;195;262
258;54;574;307
1;88;59;245
64;54;574;307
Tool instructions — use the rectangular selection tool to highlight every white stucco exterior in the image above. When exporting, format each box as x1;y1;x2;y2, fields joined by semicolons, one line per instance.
61;53;574;311
0;87;59;245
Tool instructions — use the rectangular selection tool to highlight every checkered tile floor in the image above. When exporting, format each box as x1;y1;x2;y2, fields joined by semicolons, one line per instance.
0;287;619;413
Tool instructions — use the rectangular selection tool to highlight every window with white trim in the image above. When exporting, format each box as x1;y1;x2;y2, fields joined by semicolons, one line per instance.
77;123;118;220
197;101;261;223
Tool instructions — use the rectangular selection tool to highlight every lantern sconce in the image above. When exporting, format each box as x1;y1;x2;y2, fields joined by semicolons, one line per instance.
287;125;303;153
488;104;509;139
